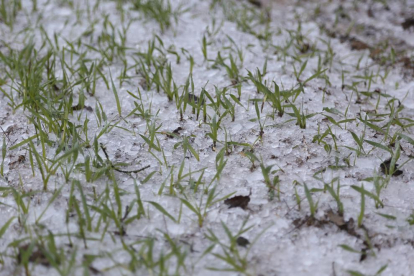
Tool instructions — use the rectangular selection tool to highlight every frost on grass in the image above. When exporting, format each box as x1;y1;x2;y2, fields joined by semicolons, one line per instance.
0;0;414;275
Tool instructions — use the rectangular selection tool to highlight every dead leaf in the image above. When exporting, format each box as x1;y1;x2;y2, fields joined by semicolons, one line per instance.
9;155;26;169
224;194;250;210
139;78;148;90
350;39;370;50
247;0;261;8
369;48;382;59
72;104;93;112
89;266;101;275
380;159;403;176
4;124;17;135
236;236;250;247
400;57;414;69
402;18;414;30
167;127;183;138
327;210;346;227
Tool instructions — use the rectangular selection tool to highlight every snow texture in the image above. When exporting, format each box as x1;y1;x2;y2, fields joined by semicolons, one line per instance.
0;0;414;275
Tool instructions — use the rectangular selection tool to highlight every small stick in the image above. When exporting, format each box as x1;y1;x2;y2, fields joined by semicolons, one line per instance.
0;125;12;143
113;165;150;174
100;143;110;160
100;143;150;174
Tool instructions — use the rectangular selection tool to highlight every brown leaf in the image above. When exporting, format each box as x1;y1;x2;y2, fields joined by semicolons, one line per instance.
400;57;413;69
380;159;403;176
89;266;102;275
4;124;17;135
247;0;261;8
139;78;148;90
343;218;359;238
360;249;368;262
114;227;127;236
224;194;250;210
369;48;382;59
402;18;414;30
327;210;346;227
166;127;183;138
8;155;26;169
236;236;250;247
18;155;25;163
360;241;369;262
350;39;370;51
72;104;93;112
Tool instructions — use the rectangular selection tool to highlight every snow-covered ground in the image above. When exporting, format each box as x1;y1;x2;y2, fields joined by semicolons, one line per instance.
1;0;414;275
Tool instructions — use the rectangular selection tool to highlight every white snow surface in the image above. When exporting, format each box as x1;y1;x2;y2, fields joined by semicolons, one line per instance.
0;0;414;275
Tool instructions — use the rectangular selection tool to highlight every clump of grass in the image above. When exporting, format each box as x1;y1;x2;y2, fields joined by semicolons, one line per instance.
0;0;21;29
174;136;199;161
247;69;287;117
205;217;270;274
303;183;318;218
130;0;187;32
212;52;242;84
206;115;221;149
180;186;233;227
407;213;414;225
286;101;316;129
213;0;270;41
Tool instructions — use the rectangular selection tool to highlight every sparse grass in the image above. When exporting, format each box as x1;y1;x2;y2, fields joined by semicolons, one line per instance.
0;0;21;29
0;0;413;275
130;0;187;32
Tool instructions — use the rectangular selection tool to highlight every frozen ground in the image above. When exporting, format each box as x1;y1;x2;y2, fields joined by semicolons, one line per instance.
1;0;414;275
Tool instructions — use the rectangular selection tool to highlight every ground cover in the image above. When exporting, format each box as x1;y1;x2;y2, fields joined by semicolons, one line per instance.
0;0;414;275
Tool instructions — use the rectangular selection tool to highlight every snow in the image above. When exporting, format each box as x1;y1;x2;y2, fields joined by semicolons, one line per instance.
1;0;414;275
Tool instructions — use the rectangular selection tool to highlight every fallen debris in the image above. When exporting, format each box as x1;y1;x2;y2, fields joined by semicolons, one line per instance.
380;159;403;176
236;236;250;247
402;18;414;30
224;193;251;210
